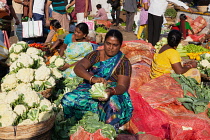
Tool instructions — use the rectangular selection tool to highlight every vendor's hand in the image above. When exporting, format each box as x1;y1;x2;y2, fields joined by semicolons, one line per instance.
58;63;71;71
91;77;107;84
98;88;111;101
186;60;197;68
45;19;50;27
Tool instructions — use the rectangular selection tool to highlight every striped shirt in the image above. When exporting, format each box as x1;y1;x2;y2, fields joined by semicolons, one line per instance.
85;50;132;82
50;0;68;14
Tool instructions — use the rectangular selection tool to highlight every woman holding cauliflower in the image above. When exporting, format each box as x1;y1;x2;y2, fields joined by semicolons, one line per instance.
61;30;133;129
56;23;93;78
150;30;200;82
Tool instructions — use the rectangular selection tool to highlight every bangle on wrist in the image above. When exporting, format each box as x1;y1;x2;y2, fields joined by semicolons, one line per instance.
89;76;94;84
110;87;116;95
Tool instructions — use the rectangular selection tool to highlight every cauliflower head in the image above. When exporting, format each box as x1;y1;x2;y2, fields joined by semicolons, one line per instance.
0;110;17;127
26;47;41;56
16;68;34;83
18;119;38;126
15;83;33;93
9;53;19;62
200;59;210;68
4;91;21;104
23;91;41;107
51;68;62;79
13;45;24;54
54;57;65;67
38;111;53;122
49;55;57;64
39;98;53;111
35;65;51;81
0;104;12;115
16;53;34;68
14;105;27;115
45;76;56;88
1;73;18;92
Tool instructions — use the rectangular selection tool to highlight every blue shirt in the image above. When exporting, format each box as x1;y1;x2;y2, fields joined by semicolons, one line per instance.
64;33;73;45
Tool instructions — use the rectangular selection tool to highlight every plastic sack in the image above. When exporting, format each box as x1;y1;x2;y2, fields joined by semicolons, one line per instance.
188;34;206;42
188;16;207;34
70;126;110;140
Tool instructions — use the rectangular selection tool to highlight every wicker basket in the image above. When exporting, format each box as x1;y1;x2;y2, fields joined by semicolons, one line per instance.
40;88;53;98
0;115;55;140
197;6;208;13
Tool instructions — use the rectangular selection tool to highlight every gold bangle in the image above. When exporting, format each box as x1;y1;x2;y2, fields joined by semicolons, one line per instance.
110;87;116;95
89;76;94;84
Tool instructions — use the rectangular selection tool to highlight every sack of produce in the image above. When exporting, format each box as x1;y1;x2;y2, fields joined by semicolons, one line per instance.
188;16;207;34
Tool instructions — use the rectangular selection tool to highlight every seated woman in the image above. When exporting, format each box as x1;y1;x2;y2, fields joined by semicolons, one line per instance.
58;23;93;78
61;29;133;128
150;30;200;82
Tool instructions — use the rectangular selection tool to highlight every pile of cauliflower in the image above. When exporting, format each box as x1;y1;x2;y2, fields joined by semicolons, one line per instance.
0;90;55;127
198;53;210;77
1;41;65;93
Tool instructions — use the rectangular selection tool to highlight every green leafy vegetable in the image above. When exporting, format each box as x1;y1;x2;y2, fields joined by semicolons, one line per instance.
89;83;108;99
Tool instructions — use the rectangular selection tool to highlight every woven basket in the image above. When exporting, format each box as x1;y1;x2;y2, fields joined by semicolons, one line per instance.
0;115;55;140
40;88;53;98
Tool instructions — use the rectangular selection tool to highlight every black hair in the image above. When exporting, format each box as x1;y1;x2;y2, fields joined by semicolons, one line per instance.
167;30;182;48
76;23;89;35
96;4;102;9
104;29;123;46
179;14;187;20
50;20;61;29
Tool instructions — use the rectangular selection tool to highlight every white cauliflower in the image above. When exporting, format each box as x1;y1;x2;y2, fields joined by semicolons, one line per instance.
39;98;53;111
13;105;27;115
200;59;210;68
1;73;18;92
18;119;38;126
26;47;42;56
33;80;44;87
49;55;57;64
51;68;62;79
9;43;16;53
204;53;210;59
9;53;19;62
0;93;6;103
0;104;12;115
0;110;17;127
16;53;34;68
15;83;33;93
4;91;21;104
35;65;51;81
9;60;18;72
54;57;65;67
16;68;34;83
38;111;53;122
13;45;24;54
45;76;56;88
30;54;40;61
24;91;41;107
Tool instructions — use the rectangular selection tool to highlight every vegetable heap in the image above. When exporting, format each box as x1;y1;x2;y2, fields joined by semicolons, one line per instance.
69;111;117;139
29;43;46;51
1;41;64;93
96;27;108;33
0;91;56;127
171;74;210;114
89;83;108;99
184;44;209;60
197;53;210;77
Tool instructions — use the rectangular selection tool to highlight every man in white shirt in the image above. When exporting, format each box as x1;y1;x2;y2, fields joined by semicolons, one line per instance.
148;0;193;46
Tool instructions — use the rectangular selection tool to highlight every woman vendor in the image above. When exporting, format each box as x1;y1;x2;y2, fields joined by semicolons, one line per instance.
58;23;93;78
61;29;133;129
150;30;200;82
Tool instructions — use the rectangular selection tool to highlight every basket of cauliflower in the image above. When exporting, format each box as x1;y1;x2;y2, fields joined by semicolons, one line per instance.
0;90;56;139
1;41;64;98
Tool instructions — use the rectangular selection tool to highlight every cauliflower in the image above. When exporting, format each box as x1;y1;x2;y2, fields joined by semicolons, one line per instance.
51;68;62;79
54;57;65;67
33;80;44;87
13;45;24;54
16;53;34;68
0;93;6;103
35;65;51;81
200;59;210;68
204;53;210;59
14;105;27;115
39;98;53;111
4;91;21;104
26;47;42;56
49;55;57;64
1;73;18;92
15;83;33;93
45;76;56;88
18;119;38;126
24;91;41;107
9;53;19;62
38;111;53;122
16;68;34;83
9;43;16;53
0;110;17;127
9;60;18;72
0;104;12;115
